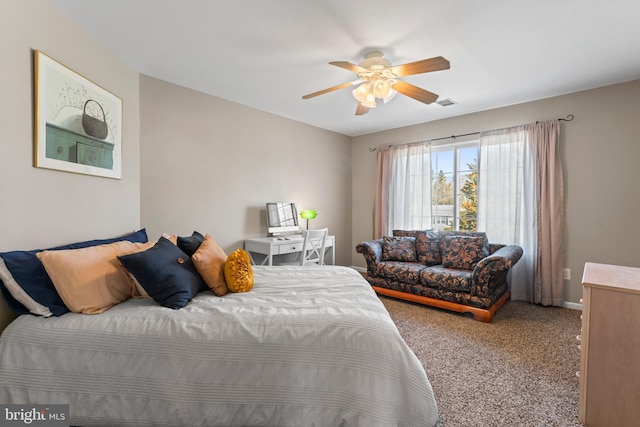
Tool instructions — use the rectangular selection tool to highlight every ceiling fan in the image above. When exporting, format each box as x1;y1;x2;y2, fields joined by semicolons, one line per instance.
302;51;450;115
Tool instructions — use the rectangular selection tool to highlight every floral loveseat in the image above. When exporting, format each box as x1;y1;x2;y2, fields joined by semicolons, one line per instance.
356;230;523;322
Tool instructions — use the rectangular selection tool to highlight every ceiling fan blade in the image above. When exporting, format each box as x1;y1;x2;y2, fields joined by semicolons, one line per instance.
355;103;369;116
330;61;368;73
302;81;358;99
392;80;439;104
390;56;450;77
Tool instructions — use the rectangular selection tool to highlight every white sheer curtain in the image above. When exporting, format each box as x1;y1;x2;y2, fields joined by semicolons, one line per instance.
477;125;536;301
477;120;563;305
374;142;431;238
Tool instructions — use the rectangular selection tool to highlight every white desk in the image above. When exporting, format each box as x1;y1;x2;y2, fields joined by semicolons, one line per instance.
244;235;335;266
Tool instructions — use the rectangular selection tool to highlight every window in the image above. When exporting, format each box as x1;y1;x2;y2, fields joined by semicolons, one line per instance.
378;140;479;234
431;142;479;231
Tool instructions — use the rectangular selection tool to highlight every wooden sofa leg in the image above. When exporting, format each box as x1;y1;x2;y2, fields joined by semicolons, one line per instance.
464;291;510;322
371;285;510;323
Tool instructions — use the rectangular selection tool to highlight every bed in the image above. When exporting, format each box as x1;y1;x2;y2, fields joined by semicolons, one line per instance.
0;265;439;426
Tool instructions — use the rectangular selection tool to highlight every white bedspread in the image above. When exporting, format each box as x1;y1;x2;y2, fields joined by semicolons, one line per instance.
0;266;438;426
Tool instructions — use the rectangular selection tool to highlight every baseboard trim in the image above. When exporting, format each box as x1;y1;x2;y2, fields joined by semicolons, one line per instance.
350;265;366;273
562;301;583;311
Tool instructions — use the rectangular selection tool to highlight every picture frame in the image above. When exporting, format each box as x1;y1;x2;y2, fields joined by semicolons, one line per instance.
34;50;122;179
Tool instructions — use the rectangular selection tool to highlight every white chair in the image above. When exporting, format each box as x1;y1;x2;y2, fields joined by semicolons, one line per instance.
300;228;328;265
280;229;328;266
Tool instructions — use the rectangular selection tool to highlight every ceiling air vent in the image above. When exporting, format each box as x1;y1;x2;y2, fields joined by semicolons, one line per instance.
437;98;457;107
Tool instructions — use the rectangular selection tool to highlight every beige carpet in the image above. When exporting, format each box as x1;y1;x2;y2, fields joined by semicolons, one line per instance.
381;296;583;427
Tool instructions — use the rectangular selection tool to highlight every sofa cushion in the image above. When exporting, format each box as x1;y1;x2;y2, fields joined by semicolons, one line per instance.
421;265;474;293
382;236;417;262
438;230;490;253
392;229;432;237
374;261;424;285
440;235;489;270
415;230;441;266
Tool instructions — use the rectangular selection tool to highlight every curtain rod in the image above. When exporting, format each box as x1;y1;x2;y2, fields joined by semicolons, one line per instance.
368;114;574;152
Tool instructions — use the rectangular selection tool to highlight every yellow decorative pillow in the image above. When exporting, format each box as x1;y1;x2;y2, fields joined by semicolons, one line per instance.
224;249;254;293
192;234;228;296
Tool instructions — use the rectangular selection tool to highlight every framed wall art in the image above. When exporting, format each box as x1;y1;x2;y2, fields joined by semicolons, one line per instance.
34;50;122;179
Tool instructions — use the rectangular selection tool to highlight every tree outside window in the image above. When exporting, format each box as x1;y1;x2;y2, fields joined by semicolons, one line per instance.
458;160;477;231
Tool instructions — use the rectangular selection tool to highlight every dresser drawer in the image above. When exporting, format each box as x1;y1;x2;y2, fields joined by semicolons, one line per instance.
278;243;302;254
77;142;113;169
45;126;71;161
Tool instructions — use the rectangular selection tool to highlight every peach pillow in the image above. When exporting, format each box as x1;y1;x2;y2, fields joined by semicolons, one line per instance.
37;240;152;314
192;234;228;296
161;233;178;245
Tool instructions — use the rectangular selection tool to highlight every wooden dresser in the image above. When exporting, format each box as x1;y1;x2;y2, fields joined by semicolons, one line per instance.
578;262;640;427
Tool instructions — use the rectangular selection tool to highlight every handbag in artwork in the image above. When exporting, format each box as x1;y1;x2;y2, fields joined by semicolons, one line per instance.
82;99;108;139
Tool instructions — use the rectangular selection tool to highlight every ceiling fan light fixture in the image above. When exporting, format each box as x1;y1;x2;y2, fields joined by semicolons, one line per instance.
372;78;390;98
361;98;377;108
364;86;377;108
352;82;377;108
352;82;370;103
383;88;398;104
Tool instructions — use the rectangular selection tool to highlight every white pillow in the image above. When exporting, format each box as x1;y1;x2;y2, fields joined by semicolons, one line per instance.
0;258;53;317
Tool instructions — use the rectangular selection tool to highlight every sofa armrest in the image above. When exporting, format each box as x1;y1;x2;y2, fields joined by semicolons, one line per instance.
488;243;505;254
356;239;383;275
471;245;523;298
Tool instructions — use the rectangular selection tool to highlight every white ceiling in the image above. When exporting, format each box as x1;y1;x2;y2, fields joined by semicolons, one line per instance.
49;0;640;137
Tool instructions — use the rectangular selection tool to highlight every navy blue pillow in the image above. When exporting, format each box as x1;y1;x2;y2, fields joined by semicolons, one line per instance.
118;237;207;309
0;229;148;316
176;231;205;257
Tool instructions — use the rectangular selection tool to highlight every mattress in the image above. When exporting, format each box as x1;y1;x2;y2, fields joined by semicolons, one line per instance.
0;265;438;426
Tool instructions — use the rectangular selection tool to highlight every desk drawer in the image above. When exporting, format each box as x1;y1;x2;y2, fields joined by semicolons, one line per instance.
279;243;302;254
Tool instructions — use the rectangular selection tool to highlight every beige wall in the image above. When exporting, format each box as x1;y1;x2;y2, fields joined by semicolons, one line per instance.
351;79;640;304
140;76;352;263
0;0;351;332
2;1;638;332
0;0;141;329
